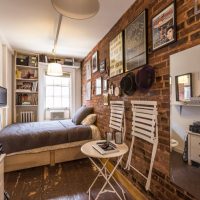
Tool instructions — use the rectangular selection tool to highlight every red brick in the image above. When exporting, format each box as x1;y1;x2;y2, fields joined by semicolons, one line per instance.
81;0;200;199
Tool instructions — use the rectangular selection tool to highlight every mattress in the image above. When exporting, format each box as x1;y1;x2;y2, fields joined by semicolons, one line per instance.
0;119;100;154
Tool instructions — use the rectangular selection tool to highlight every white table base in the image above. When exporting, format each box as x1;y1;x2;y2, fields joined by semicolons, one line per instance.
87;156;126;200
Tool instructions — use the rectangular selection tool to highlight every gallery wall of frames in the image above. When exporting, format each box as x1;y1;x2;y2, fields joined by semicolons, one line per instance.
82;0;200;200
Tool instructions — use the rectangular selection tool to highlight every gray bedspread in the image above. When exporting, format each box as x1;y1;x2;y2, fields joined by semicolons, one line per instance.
0;119;92;154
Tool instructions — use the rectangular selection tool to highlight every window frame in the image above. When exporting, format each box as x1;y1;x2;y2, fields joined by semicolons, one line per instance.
45;74;71;109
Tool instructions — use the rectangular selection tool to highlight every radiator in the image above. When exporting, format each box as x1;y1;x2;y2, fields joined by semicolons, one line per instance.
20;111;34;123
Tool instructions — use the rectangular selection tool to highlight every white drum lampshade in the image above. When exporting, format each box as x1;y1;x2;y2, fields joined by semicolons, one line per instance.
47;63;63;76
51;0;100;20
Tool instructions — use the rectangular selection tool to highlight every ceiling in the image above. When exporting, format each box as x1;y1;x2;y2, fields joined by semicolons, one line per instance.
0;0;135;59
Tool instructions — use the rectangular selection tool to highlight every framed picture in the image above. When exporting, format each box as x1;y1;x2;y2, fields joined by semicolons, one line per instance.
92;51;98;73
103;93;109;106
85;81;91;100
109;32;124;78
152;2;176;51
86;60;91;81
103;79;108;91
108;83;114;96
125;10;147;72
95;77;102;95
195;0;200;15
100;60;106;73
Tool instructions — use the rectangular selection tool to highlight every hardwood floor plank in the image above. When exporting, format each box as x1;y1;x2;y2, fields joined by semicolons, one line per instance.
5;159;134;200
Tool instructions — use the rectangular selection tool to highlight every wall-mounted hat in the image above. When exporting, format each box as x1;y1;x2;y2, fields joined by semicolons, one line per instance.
120;72;137;96
135;65;155;91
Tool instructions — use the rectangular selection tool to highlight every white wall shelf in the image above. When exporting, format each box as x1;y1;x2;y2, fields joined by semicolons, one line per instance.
38;62;80;69
16;65;38;69
16;91;38;94
171;102;200;114
16;78;38;81
16;105;38;107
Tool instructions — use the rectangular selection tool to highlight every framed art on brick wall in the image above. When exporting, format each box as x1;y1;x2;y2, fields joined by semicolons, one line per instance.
100;60;106;73
85;81;91;100
152;1;177;51
195;0;200;15
95;77;102;95
125;10;147;72
103;79;108;91
86;60;91;81
109;32;124;78
92;51;98;73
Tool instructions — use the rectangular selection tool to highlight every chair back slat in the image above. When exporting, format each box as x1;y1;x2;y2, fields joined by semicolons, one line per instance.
131;101;158;143
109;101;125;133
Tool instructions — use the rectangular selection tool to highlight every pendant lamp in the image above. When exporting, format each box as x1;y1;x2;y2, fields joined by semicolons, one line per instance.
47;62;63;76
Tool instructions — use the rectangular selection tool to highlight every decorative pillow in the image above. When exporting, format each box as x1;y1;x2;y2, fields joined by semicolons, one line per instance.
72;106;93;125
81;114;97;126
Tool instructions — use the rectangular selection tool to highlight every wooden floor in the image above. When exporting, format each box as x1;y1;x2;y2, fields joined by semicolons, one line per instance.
5;158;134;200
171;151;200;200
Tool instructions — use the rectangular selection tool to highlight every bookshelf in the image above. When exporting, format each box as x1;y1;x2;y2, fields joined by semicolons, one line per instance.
14;51;39;123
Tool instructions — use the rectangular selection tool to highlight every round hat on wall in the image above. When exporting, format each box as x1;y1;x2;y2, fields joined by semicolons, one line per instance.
120;72;137;96
135;65;155;91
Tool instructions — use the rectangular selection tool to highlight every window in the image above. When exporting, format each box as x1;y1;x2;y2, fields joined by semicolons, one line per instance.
45;74;71;109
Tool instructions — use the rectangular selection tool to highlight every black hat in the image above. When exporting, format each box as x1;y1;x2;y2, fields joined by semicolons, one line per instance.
120;72;137;96
135;65;155;91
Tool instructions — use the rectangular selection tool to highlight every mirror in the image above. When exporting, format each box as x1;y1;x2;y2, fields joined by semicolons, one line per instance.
175;73;192;102
170;45;200;200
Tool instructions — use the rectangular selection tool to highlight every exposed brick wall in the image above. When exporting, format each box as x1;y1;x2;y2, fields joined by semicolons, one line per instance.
81;0;200;199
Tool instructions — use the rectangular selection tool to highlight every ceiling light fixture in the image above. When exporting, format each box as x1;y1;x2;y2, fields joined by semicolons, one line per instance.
51;0;100;20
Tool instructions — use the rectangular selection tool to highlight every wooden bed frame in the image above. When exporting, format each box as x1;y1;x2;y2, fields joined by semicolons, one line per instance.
4;141;88;172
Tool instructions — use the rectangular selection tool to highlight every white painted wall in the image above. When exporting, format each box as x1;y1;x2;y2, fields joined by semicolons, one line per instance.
38;63;81;121
0;37;13;128
74;68;81;113
170;45;200;153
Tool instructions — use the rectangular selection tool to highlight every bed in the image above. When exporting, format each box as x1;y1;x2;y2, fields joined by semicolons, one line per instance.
0;107;101;172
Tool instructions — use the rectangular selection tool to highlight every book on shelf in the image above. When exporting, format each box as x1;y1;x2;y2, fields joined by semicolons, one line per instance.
16;89;32;93
32;81;38;92
92;141;119;155
16;81;38;92
22;102;31;105
16;93;38;105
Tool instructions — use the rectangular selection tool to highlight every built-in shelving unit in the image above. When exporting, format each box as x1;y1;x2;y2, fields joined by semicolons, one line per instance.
14;51;39;123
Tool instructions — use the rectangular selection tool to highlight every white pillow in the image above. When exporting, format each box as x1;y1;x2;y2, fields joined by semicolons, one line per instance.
81;114;97;126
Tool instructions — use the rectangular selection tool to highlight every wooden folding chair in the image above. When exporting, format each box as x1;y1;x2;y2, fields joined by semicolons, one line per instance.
109;101;126;141
125;101;158;191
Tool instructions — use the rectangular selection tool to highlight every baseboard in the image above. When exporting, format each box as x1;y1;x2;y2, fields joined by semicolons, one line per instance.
103;160;148;200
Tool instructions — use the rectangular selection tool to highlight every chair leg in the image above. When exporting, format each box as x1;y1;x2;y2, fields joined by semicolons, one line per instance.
145;139;158;190
125;136;135;170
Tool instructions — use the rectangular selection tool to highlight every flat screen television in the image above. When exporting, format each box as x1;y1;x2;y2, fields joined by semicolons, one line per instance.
0;86;7;107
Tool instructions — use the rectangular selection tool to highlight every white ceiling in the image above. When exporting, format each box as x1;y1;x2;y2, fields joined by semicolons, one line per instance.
0;0;135;59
